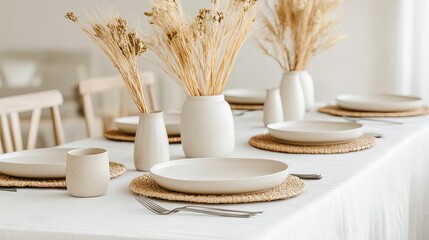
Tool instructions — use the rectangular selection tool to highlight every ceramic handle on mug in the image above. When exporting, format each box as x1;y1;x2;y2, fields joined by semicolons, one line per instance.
66;148;110;198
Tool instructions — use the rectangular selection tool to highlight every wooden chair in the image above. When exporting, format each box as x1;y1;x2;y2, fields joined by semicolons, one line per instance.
78;71;157;137
0;90;65;153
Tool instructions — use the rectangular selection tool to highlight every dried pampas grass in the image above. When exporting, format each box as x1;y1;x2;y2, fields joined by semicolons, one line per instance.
65;11;150;113
144;0;258;96
258;0;346;71
66;0;257;100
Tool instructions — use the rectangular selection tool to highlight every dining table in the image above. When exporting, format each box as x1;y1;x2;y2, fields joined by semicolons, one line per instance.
1;106;429;240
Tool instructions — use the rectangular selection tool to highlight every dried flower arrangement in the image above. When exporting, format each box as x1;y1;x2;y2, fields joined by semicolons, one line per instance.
258;0;346;72
143;0;258;96
66;0;256;100
65;12;150;113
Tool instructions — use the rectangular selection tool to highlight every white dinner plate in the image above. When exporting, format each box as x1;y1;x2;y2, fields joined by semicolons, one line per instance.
114;112;181;135
336;94;423;112
268;121;363;145
0;148;72;178
223;89;266;104
150;158;289;194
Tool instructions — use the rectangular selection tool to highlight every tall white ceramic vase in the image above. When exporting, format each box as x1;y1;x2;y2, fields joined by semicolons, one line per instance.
298;71;315;111
134;111;170;171
181;95;235;158
263;88;283;126
279;72;306;121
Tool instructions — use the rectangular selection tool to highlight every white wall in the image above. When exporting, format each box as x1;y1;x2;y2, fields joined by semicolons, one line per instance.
0;0;404;109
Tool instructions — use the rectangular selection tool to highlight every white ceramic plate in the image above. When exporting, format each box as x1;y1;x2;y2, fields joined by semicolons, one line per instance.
336;94;423;112
114;112;181;135
0;148;72;178
268;121;363;145
223;89;266;104
150;158;289;194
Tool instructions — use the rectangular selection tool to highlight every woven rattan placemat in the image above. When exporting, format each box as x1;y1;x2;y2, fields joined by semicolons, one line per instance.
104;130;181;144
318;105;429;117
229;103;264;111
129;174;305;204
249;134;376;154
0;162;126;188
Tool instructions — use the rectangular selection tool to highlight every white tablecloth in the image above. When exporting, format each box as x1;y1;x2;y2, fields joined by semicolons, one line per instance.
1;109;429;240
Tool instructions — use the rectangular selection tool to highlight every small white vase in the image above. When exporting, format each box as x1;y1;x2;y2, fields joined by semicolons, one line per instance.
279;72;306;121
263;88;283;126
181;95;235;158
134;111;170;171
298;71;315;111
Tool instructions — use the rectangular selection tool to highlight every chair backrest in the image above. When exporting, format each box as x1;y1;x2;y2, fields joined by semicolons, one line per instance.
78;71;157;137
0;90;65;153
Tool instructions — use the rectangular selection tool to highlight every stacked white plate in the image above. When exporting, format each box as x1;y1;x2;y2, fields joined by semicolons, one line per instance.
223;89;266;105
336;94;423;112
0;148;70;178
267;121;364;145
114;112;181;135
150;158;289;194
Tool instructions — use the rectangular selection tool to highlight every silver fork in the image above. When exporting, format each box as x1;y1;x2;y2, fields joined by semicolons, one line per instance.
135;196;262;218
342;115;403;125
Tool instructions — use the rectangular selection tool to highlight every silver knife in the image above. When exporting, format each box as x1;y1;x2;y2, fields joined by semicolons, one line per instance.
291;173;323;180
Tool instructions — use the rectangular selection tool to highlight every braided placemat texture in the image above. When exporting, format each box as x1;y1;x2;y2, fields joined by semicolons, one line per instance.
318;105;429;117
104;130;181;144
0;162;126;188
129;174;305;204
249;134;376;154
229;103;264;111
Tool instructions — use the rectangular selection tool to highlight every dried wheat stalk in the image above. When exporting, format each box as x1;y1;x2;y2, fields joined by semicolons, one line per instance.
258;0;346;72
143;0;258;96
65;12;150;113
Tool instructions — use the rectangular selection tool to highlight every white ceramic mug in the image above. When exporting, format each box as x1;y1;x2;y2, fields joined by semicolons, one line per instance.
66;148;110;198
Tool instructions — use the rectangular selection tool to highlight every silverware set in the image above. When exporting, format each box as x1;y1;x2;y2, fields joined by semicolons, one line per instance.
342;115;403;125
0;187;17;192
291;173;322;180
135;195;262;218
233;110;251;117
135;172;322;218
366;132;384;138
